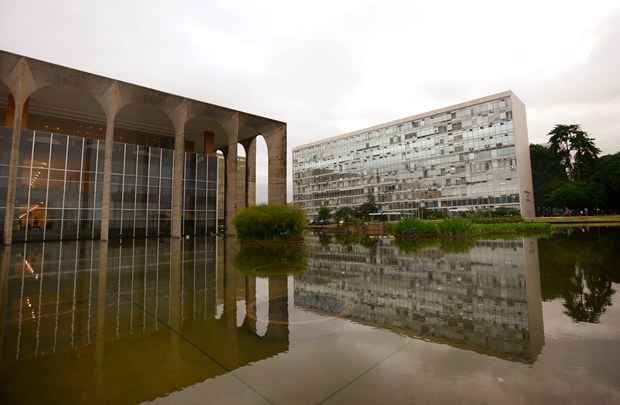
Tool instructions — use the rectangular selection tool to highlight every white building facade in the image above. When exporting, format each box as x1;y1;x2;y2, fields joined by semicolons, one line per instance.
293;91;535;220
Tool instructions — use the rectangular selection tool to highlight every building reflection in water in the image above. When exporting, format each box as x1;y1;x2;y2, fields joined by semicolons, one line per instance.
0;233;548;403
295;234;545;363
0;238;289;404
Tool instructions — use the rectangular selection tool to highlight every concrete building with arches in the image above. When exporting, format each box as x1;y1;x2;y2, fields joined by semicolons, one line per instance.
0;50;287;244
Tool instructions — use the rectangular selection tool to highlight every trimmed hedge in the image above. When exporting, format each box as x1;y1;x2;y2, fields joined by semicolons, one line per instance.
233;204;307;240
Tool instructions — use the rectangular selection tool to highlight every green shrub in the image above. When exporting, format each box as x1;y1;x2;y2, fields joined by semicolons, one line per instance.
233;204;307;240
390;218;438;238
436;218;473;237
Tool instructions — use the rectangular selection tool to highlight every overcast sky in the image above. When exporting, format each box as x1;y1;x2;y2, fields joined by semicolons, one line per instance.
1;0;619;202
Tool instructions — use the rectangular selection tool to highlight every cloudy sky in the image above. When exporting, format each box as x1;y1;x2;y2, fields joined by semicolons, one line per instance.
1;0;619;202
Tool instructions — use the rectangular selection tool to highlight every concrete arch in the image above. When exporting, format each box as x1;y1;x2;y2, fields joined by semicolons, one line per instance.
114;84;186;131
115;101;175;146
1;80;13;127
24;84;108;138
184;115;228;154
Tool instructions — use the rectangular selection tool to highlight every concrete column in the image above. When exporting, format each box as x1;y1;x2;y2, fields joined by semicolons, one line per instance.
243;138;256;207
204;131;215;154
171;128;185;238
3;98;25;245
224;113;240;233
267;125;287;205
100;114;115;241
225;146;237;233
236;146;247;212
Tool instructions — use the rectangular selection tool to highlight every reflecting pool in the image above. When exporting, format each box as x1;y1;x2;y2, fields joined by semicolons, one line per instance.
1;228;619;404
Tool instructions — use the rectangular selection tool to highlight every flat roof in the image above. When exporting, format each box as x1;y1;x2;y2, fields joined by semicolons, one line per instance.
293;90;519;151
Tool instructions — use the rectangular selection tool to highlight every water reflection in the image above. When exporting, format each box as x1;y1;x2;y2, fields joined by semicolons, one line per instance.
1;229;619;404
539;227;620;323
297;234;545;363
0;238;289;404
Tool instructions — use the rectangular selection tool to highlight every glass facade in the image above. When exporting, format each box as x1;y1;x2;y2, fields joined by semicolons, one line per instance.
0;127;11;242
8;129;104;242
0;127;218;242
293;95;527;220
182;152;218;236
109;143;173;239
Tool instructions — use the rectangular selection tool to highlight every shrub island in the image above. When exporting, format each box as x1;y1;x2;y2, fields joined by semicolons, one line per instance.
232;204;307;240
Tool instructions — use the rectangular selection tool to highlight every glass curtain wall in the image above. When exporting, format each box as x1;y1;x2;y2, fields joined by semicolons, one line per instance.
109;143;174;239
182;152;218;236
11;129;103;242
0;127;11;241
1;128;218;242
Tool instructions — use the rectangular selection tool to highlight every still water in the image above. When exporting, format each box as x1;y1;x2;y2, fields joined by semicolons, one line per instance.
1;228;619;404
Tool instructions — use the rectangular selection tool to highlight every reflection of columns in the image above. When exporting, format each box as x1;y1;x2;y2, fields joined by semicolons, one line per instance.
171;129;185;238
224;239;240;328
242;138;256;207
265;276;289;340
100;114;116;241
95;242;109;397
266;125;287;205
3;95;26;245
223;239;240;364
0;246;12;360
524;238;545;361
169;239;182;328
215;237;225;318
243;275;257;334
224;113;240;233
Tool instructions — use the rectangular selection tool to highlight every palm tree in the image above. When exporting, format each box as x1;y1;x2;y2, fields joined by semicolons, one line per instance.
548;124;600;181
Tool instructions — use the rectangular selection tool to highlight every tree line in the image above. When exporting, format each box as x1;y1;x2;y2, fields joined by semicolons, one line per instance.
530;124;620;215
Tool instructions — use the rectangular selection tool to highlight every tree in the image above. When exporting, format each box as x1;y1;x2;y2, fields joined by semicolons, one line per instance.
530;144;567;212
317;206;331;222
548;124;600;181
590;153;620;210
355;192;379;219
548;182;590;210
334;207;354;223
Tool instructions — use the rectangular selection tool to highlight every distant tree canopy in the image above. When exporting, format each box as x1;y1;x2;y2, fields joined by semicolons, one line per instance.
317;206;331;222
334;207;354;223
354;192;379;219
531;124;619;214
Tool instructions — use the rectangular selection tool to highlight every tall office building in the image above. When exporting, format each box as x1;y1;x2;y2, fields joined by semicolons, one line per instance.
293;91;535;220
